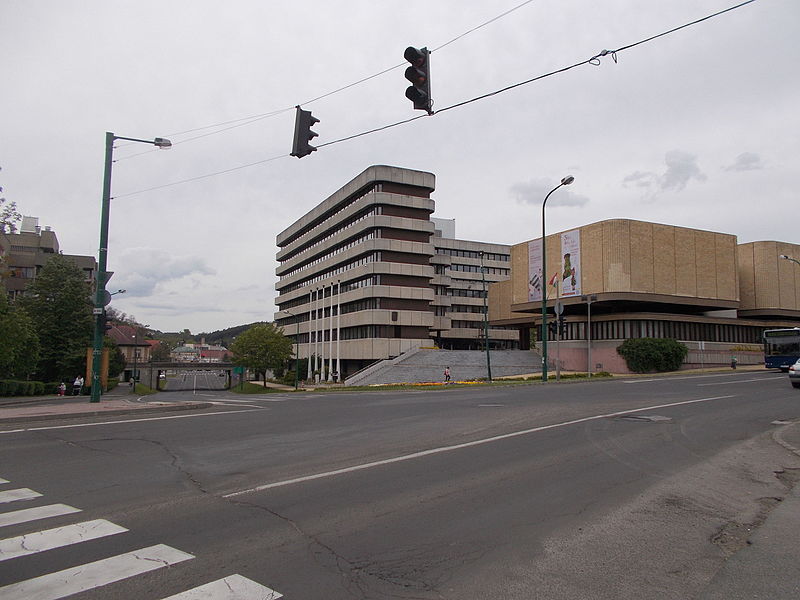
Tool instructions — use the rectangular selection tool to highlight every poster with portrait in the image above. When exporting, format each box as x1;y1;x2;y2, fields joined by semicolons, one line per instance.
560;229;581;297
528;239;542;302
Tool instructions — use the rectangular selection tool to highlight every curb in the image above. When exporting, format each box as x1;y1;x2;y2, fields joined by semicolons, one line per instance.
0;402;214;425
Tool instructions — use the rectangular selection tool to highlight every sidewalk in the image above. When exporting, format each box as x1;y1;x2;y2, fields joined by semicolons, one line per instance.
697;420;800;599
0;388;212;424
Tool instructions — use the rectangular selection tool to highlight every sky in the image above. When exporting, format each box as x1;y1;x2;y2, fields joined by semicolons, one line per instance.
2;0;798;334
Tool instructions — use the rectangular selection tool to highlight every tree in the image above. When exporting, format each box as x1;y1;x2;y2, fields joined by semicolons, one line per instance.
0;292;40;379
19;254;93;382
104;336;126;378
0;167;22;234
230;323;293;382
150;340;171;362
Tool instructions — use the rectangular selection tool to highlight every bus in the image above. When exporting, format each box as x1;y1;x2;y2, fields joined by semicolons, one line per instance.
763;328;800;371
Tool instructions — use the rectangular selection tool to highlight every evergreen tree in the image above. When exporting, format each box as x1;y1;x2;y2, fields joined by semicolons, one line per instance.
19;254;93;382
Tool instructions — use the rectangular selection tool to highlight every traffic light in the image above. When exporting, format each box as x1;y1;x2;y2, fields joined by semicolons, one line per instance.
290;106;319;158
404;46;432;114
558;315;566;337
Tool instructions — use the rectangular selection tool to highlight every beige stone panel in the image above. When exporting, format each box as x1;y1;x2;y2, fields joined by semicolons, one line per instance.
630;221;654;293
653;224;677;295
675;228;697;297
511;242;529;305
544;233;560;291
715;234;739;301
581;223;604;294
603;220;631;291
737;243;756;309
754;241;780;308
695;231;718;299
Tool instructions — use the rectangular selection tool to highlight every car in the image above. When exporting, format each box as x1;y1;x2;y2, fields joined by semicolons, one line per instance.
788;359;800;388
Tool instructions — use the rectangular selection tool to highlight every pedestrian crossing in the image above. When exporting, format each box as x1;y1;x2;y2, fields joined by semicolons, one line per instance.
0;476;284;599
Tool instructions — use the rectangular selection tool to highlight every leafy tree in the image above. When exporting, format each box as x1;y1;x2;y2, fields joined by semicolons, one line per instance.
104;336;126;378
0;167;22;234
0;292;40;378
617;338;688;373
231;323;293;382
149;340;171;362
19;254;93;382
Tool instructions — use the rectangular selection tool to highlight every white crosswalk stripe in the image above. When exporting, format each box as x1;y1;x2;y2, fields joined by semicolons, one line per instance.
0;543;195;600
0;487;42;504
0;504;82;528
0;479;286;598
0;518;127;561
160;574;284;599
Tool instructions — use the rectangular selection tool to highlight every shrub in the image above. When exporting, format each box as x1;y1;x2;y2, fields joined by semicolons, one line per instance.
617;338;688;373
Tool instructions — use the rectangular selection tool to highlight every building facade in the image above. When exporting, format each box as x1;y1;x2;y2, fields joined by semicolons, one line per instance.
488;218;800;373
274;166;513;380
0;216;96;299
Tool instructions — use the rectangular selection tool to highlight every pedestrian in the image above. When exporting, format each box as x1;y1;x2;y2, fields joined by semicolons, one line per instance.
444;366;451;383
332;370;339;383
58;382;66;396
72;376;83;396
731;356;738;369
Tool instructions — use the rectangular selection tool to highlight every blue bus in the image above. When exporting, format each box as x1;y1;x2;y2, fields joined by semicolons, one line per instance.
763;328;800;371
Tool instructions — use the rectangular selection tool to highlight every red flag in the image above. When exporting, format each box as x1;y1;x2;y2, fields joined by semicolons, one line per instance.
548;272;559;287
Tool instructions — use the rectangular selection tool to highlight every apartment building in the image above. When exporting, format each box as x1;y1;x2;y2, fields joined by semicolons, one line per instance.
0;216;96;299
274;165;513;380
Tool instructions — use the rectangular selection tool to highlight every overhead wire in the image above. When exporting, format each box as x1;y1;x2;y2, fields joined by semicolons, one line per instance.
117;0;758;198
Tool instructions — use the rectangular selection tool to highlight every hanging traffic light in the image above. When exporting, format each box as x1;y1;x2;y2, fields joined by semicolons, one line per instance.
404;46;432;114
290;106;319;158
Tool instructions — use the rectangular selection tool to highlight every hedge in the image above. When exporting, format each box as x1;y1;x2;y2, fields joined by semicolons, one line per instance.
616;338;688;373
0;380;46;396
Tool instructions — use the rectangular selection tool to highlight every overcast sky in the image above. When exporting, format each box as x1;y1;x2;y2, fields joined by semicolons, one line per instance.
2;0;797;334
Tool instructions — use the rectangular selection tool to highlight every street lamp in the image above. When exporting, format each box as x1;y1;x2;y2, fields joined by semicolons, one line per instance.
780;255;800;267
581;294;598;377
131;332;137;394
284;309;301;390
541;175;575;383
90;132;171;403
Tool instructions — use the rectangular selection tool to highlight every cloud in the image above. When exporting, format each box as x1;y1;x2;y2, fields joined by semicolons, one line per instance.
511;178;589;208
723;152;763;172
113;248;215;297
623;150;707;194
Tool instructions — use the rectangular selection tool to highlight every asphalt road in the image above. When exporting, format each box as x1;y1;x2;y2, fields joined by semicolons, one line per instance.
2;370;799;599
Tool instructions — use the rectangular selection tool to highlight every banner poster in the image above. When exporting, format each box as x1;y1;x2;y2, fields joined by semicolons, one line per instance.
560;229;582;297
528;239;543;302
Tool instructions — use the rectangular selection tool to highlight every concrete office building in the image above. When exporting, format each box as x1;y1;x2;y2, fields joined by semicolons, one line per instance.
488;218;800;373
274;166;513;380
0;216;96;299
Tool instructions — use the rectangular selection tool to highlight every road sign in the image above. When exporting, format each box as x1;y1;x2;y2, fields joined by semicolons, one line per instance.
554;301;564;315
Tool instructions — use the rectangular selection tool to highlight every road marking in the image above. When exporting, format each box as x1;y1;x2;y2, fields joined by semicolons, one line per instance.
224;395;736;497
697;378;769;386
0;478;8;484
0;504;82;528
210;402;263;408
160;574;283;599
622;372;777;384
0;543;194;600
0;408;264;435
0;488;42;504
0;518;127;561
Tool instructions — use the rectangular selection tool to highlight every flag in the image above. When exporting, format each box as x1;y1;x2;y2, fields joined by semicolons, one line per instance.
548;272;559;287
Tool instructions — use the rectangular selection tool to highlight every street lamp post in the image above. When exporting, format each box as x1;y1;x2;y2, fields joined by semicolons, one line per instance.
90;132;171;403
581;294;598;377
540;175;575;382
479;251;492;382
131;332;137;393
780;254;800;267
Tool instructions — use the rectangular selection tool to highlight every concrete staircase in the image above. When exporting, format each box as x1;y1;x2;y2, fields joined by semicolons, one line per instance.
344;347;542;386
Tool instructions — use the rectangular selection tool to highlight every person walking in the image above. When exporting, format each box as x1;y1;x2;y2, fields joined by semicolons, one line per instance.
58;382;66;396
72;375;84;396
444;366;451;383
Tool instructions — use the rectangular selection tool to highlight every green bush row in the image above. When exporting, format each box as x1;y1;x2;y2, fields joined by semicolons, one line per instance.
0;380;47;396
